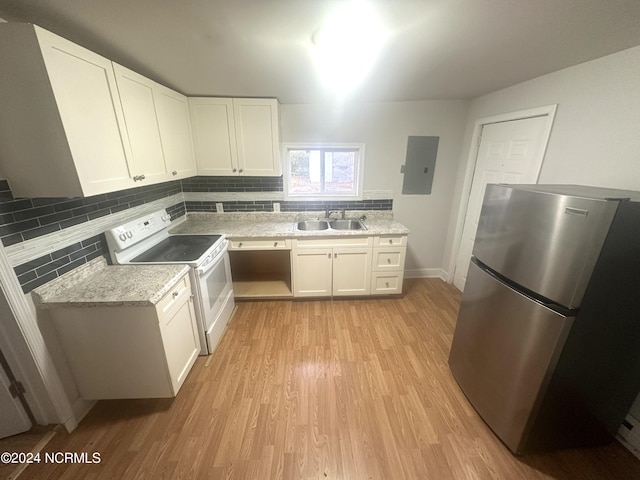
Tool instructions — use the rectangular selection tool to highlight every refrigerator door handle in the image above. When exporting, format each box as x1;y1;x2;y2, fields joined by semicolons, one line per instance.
564;207;589;217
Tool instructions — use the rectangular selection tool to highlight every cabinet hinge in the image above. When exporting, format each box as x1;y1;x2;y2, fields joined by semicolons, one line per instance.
8;381;26;399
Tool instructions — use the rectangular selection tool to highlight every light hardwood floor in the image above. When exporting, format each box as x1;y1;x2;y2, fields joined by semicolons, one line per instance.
19;279;640;479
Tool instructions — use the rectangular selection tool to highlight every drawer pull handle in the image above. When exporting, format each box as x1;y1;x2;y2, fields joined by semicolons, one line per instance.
172;291;179;299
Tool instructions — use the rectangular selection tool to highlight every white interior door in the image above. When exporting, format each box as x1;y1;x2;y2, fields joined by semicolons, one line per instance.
453;116;551;291
0;355;31;439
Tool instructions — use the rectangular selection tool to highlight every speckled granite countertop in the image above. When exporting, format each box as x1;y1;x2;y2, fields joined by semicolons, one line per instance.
33;257;191;309
169;211;410;238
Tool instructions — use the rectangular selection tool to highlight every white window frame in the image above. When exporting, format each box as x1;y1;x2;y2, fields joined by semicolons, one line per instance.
283;143;365;201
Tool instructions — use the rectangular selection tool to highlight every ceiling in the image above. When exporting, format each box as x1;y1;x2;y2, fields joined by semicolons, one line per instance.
2;0;640;104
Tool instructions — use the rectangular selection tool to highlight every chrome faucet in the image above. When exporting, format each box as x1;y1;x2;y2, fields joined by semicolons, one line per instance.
324;208;339;219
324;208;348;219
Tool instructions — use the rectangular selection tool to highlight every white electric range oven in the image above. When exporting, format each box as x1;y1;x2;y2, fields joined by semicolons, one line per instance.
105;210;235;355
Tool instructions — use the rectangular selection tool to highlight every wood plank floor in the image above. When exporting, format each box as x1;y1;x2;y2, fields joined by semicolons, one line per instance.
20;279;640;479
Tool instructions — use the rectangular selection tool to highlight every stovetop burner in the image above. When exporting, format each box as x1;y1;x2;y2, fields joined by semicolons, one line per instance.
131;235;223;263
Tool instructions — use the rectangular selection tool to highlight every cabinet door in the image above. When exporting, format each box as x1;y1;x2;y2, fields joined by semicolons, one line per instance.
34;26;134;196
292;248;332;297
189;97;238;175
113;64;167;183
155;85;197;179
332;248;372;296
233;98;281;176
159;295;200;395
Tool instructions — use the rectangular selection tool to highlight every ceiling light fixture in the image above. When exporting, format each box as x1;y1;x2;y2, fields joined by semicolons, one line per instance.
312;0;388;98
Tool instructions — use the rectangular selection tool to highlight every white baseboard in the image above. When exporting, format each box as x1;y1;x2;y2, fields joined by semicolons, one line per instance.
404;268;449;281
63;397;96;433
618;414;640;459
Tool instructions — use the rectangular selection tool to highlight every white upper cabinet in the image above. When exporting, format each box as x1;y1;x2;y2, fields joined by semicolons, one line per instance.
0;23;135;197
154;86;197;179
233;99;281;176
113;64;197;183
0;23;197;197
112;64;167;184
189;97;281;176
189;98;238;176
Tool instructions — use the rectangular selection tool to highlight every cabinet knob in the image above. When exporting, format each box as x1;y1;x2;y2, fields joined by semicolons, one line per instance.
172;291;179;299
232;168;238;173
385;282;389;287
239;242;243;248
274;242;278;247
387;258;391;264
239;168;244;173
388;239;393;244
172;170;177;176
327;253;331;258
334;253;337;259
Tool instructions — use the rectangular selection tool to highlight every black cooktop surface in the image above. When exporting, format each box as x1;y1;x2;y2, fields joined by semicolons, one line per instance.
132;235;222;263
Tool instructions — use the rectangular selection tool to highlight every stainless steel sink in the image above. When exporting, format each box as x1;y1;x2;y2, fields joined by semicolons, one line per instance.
296;220;329;231
329;219;366;230
295;218;366;231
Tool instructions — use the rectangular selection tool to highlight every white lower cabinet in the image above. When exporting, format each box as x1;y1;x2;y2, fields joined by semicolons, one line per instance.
292;248;334;296
371;236;407;295
292;234;407;298
292;237;372;297
49;273;199;399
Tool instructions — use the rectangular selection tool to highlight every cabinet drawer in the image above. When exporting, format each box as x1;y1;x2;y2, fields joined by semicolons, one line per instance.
374;235;407;247
372;247;406;271
229;238;290;250
156;274;191;318
371;272;404;295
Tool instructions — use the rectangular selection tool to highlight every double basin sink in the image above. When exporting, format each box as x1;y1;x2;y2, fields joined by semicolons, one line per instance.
295;218;367;231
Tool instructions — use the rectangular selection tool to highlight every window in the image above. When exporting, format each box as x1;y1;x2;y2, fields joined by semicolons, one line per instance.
284;144;364;199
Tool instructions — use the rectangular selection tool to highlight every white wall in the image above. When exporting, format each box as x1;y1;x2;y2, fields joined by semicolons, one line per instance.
281;100;469;278
445;44;640;279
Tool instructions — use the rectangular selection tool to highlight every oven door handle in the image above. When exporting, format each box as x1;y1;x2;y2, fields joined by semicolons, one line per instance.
196;247;227;276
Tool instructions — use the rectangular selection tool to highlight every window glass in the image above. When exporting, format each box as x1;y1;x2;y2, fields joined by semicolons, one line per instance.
285;145;363;199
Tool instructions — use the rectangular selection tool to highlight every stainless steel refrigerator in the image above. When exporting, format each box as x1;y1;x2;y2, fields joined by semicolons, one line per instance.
449;184;640;454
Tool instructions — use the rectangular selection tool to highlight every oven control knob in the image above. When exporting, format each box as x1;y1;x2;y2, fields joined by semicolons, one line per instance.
126;231;133;239
119;233;126;241
161;214;170;222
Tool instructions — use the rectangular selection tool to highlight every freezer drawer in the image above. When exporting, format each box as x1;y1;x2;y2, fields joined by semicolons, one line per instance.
449;261;574;453
473;184;618;309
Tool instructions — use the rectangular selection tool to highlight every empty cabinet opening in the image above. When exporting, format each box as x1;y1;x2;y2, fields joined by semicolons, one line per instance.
229;250;292;298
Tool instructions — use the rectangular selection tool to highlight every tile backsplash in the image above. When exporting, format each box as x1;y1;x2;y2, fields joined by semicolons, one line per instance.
182;176;393;212
1;179;184;292
1;175;392;293
0;179;184;247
